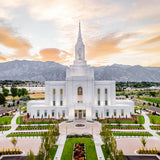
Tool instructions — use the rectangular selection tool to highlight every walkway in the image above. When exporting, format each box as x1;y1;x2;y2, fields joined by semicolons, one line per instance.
142;111;159;138
0;112;19;140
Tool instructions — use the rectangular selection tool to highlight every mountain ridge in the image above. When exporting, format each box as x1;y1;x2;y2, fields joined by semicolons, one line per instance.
0;60;159;82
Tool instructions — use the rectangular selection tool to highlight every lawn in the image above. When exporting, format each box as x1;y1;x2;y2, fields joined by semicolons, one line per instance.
101;145;108;160
149;116;160;124
138;115;145;124
61;138;98;160
51;145;58;159
139;97;160;104
16;116;55;124
113;132;152;136
6;132;46;137
0;116;13;125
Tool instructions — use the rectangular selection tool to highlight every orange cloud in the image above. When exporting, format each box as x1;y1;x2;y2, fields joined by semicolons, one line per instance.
0;54;7;61
86;33;134;60
38;48;72;64
0;25;32;58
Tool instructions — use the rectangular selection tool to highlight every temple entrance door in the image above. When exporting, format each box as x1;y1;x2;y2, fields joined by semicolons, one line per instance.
79;110;82;119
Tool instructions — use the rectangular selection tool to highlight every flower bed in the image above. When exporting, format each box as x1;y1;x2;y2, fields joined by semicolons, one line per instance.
138;147;160;154
67;134;93;139
73;142;86;160
16;125;49;130
0;126;11;131
112;131;152;136
0;147;22;156
74;124;86;129
150;126;160;130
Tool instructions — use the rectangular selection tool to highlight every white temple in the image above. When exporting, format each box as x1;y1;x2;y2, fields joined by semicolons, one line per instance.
27;22;134;120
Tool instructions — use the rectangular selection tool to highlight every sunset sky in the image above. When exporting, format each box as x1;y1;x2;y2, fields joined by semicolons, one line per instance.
0;0;160;66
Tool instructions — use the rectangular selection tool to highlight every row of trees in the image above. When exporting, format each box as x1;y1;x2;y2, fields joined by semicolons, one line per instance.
100;120;126;160
0;87;28;105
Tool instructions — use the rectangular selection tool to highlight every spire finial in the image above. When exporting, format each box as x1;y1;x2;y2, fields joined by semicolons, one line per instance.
78;20;82;40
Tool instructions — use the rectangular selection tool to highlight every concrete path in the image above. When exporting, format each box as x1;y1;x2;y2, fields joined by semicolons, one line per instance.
93;134;105;160
0;112;19;140
54;135;66;160
142;111;159;138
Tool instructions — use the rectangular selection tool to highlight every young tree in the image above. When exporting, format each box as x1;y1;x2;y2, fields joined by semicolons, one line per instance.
141;137;147;147
37;123;59;160
2;88;9;97
17;89;22;98
0;93;6;105
21;88;28;96
26;150;35;160
11;137;17;149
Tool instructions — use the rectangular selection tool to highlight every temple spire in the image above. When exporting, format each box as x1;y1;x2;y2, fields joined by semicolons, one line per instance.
78;20;82;42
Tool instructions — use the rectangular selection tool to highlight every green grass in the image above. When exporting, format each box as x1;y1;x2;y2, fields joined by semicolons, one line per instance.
0;126;11;131
0;117;13;125
139;97;160;104
109;121;135;124
61;138;98;160
113;132;152;136
149;116;160;124
101;145;108;160
106;125;144;130
6;132;46;137
16;116;55;124
51;145;58;159
16;126;49;130
157;132;160;136
138;115;145;124
150;126;160;130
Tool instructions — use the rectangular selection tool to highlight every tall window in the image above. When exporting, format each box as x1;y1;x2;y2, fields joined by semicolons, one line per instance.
121;109;124;117
60;89;63;106
44;110;47;117
62;110;65;117
105;89;108;105
52;110;55;117
77;87;83;103
95;110;98;117
114;109;116;117
106;110;109;117
97;88;100;106
37;110;40;117
53;89;56;106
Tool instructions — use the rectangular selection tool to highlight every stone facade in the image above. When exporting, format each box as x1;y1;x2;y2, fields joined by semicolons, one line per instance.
27;22;134;120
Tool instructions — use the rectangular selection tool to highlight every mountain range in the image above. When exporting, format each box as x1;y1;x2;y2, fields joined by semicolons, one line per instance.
0;60;159;82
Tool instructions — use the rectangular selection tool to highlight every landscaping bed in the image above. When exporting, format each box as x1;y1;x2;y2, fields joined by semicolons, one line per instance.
0;148;22;156
67;134;93;139
16;125;49;130
16;116;56;124
0;126;11;131
105;125;145;130
6;132;46;137
73;142;86;160
112;132;152;136
61;138;97;160
150;126;160;130
138;147;160;155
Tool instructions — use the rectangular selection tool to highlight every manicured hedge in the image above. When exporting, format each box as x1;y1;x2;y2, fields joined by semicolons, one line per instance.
105;125;144;130
0;126;11;131
112;132;152;136
16;126;49;130
67;134;93;138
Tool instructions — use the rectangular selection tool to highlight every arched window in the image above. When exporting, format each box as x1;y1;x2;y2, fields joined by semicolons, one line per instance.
77;87;83;103
77;87;83;95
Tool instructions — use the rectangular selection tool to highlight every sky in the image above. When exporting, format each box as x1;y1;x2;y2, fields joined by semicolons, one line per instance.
0;0;160;67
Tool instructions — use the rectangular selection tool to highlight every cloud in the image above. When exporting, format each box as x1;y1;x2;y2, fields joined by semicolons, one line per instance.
0;25;32;58
38;48;72;64
0;53;7;61
86;33;134;61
